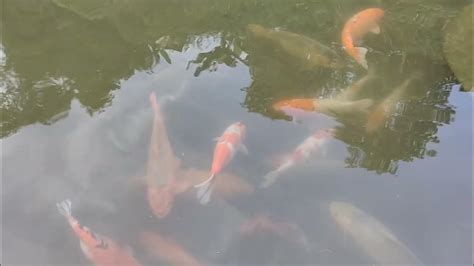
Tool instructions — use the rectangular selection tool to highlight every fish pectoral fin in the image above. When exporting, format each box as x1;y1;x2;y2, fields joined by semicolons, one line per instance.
369;24;381;34
124;245;134;256
354;47;369;70
213;137;222;142
240;144;249;155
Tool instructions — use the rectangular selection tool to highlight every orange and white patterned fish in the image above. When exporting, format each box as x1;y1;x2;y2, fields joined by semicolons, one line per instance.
56;199;141;266
194;122;248;204
261;128;335;188
341;8;385;69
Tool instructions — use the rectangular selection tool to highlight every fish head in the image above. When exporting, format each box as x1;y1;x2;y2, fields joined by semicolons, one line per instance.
368;8;385;22
147;185;174;218
313;128;336;139
329;201;355;229
233;122;246;139
247;24;267;37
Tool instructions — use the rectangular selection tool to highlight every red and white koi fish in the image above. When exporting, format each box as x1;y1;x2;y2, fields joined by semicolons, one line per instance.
261;128;335;188
56;199;141;266
341;8;384;69
194;122;248;204
139;231;202;266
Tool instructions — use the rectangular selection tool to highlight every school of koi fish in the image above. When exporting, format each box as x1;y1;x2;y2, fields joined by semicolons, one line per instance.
55;7;426;265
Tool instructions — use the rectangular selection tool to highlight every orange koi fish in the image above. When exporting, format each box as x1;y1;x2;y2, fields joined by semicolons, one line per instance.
341;8;384;69
56;199;141;266
146;92;186;218
139;231;202;266
273;97;373;119
261;128;335;188
194;122;248;204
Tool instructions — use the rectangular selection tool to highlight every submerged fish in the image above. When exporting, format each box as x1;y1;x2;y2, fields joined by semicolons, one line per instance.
341;8;385;69
139;231;202;266
330;201;423;265
145;92;185;218
365;77;415;133
273;97;373;119
248;24;344;69
240;215;310;251
56;199;141;266
194;122;248;204
261;128;334;188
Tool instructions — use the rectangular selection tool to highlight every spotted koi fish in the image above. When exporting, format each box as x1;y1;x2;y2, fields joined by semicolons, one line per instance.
56;199;140;266
194;122;248;204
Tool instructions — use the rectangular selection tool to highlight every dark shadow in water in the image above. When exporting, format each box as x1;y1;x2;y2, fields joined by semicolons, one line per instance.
0;0;468;173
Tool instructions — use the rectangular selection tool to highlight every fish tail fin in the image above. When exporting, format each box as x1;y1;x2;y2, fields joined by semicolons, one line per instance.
354;47;368;70
260;169;281;188
194;174;215;205
56;199;72;218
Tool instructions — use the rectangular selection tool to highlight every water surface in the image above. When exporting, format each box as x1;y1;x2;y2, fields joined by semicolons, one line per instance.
1;0;472;265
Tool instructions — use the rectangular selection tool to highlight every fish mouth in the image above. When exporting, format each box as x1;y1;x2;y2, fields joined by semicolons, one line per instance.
148;186;173;218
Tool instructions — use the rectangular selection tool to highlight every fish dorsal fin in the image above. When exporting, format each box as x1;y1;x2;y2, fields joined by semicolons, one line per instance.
369;25;381;34
354;47;369;70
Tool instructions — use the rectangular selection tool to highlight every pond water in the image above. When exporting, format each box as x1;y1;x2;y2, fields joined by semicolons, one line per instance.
1;0;472;265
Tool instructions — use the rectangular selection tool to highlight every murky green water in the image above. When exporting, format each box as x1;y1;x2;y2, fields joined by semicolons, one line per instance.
1;0;473;265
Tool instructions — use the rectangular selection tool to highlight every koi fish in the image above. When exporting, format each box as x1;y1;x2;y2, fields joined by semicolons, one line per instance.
273;97;373;119
139;231;202;266
330;201;423;265
248;24;344;69
365;77;414;134
145;92;185;218
194;122;248;204
261;128;335;188
341;8;385;69
56;199;141;266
